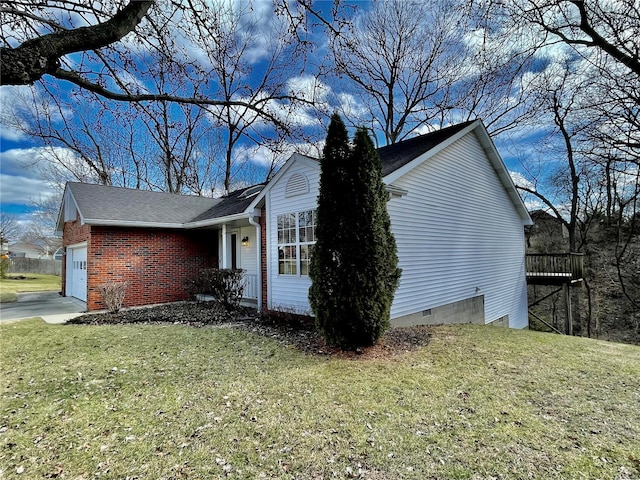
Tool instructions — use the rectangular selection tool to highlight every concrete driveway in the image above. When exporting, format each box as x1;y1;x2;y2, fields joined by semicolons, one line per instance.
0;291;86;324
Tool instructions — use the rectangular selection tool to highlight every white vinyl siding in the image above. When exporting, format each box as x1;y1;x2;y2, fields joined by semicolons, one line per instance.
267;163;320;313
238;226;258;277
264;133;529;327
386;131;529;328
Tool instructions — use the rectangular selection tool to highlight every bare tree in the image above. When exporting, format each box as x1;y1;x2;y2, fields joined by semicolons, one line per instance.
0;0;313;130
491;0;640;162
0;212;20;246
178;0;305;191
326;0;538;145
2;0;320;195
515;1;640;78
329;0;461;144
1;1;152;86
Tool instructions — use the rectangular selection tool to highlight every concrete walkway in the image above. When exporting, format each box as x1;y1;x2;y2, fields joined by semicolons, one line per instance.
0;291;86;324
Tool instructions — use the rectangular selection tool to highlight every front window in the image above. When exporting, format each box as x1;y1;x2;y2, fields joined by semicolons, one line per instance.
277;210;316;275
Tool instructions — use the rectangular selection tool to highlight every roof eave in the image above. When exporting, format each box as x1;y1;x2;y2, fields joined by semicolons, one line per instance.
84;219;186;229
473;125;533;226
184;212;253;229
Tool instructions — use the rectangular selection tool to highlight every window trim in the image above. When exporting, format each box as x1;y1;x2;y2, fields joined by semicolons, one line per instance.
277;209;316;276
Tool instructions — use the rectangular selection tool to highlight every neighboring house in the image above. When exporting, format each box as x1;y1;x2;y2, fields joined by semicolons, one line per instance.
57;120;533;328
7;242;50;259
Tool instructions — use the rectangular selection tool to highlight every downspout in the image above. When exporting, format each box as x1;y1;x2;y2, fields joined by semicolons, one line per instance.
248;208;262;311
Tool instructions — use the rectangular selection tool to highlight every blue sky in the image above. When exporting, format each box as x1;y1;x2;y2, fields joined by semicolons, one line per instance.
0;0;551;223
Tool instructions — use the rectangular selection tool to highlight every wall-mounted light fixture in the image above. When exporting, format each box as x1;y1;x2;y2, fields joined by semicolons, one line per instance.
241;236;250;246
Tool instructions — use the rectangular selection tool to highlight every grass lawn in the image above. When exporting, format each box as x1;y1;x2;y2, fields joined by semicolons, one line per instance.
0;273;61;303
1;320;639;479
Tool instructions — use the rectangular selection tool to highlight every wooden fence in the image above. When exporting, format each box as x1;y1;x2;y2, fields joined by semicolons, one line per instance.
8;258;62;276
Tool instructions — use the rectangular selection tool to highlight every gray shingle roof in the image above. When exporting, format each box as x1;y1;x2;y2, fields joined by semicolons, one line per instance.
67;182;220;226
190;184;265;223
64;121;477;229
378;121;475;176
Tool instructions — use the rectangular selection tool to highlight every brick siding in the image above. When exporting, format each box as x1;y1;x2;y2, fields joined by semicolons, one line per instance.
59;219;217;310
86;227;217;310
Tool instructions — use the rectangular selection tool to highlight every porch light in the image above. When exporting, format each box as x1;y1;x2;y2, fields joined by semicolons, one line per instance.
241;236;250;246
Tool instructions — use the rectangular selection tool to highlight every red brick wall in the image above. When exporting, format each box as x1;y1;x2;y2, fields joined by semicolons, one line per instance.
61;216;91;296
87;227;217;310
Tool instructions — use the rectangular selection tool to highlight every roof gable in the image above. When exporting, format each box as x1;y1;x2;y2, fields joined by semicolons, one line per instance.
188;184;265;224
381;120;532;225
246;153;319;212
378;121;475;177
56;121;531;230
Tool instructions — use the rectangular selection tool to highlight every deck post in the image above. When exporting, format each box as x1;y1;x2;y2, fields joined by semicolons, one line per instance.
563;282;573;335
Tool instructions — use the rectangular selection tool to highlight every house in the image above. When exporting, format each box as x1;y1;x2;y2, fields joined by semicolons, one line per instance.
7;242;52;259
57;120;533;328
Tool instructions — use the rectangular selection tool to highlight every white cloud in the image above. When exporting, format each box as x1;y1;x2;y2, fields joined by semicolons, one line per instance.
236;140;324;169
0;147;79;208
0;173;57;207
0;85;33;141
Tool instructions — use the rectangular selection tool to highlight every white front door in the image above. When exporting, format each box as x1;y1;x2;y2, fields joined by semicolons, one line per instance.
67;246;87;301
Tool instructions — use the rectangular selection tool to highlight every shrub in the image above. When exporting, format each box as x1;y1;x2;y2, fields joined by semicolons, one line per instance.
309;115;401;350
0;254;9;279
98;281;127;313
184;268;245;311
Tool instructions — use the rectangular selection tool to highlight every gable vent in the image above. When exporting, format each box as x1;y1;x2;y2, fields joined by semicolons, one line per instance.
285;173;309;198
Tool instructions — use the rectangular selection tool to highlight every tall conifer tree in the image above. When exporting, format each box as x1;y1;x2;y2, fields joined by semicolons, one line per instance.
310;115;401;349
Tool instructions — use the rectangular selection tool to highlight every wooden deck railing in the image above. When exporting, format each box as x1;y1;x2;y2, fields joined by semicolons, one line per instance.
526;253;584;284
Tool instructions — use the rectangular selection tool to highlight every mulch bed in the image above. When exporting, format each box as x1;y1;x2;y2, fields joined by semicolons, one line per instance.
68;302;431;359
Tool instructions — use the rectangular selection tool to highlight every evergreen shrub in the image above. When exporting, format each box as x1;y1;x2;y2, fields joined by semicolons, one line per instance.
309;114;401;349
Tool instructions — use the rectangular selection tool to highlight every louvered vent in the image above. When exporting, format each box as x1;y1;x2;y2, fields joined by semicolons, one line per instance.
285;173;309;198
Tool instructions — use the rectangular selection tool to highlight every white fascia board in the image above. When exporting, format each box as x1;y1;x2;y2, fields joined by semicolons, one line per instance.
55;186;84;234
184;212;251;229
246;153;320;212
382;120;481;185
66;241;88;249
473;125;533;226
85;219;186;229
86;212;261;230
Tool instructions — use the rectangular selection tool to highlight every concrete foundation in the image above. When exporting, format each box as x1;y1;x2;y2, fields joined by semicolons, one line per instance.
391;295;485;327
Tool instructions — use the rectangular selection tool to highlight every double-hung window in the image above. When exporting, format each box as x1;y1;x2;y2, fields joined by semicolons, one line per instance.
277;210;317;275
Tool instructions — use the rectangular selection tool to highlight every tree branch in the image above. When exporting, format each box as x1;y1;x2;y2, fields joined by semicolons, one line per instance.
51;68;304;134
0;0;153;85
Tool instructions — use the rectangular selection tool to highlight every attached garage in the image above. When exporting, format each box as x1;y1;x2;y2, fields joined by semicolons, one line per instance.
56;183;221;311
66;243;87;302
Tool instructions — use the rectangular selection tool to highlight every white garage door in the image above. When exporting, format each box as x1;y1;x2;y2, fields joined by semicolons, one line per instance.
67;245;87;302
